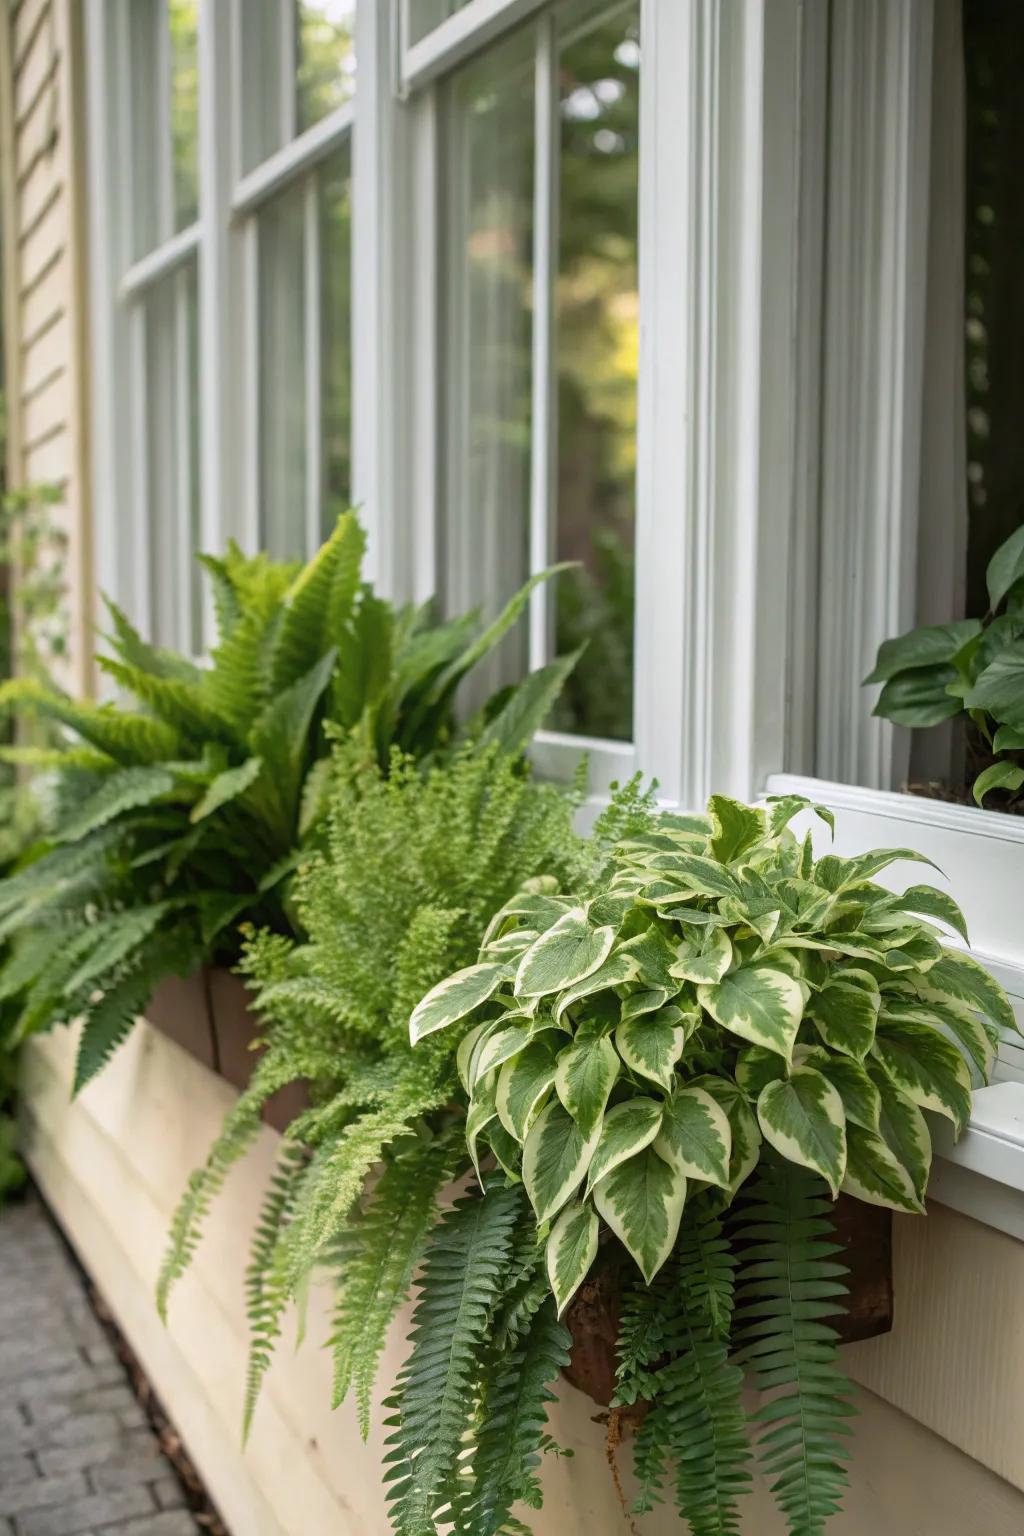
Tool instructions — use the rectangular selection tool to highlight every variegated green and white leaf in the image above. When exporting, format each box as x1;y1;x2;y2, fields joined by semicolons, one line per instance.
523;1100;602;1223
873;1019;972;1131
615;1007;687;1092
620;987;672;1022
698;965;804;1061
814;846;939;893
885;997;996;1080
496;1040;558;1142
808;969;880;1060
915;950;1016;1037
842;1123;925;1214
798;1049;881;1133
867;1061;931;1201
642;853;742;901
734;1045;786;1098
515;908;616;999
553;948;637;1025
669;926;733;985
456;1019;497;1095
547;1201;599;1316
474;1022;533;1081
707;794;766;863
486;1120;524;1182
654;1086;731;1188
616;926;680;990
696;1076;763;1194
586;1098;663;1193
554;1034;620;1139
757;1067;847;1195
593;1145;686;1284
409;961;508;1043
890;885;969;943
466;1075;498;1183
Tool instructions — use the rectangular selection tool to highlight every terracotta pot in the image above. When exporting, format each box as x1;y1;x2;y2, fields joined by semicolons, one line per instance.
145;969;218;1072
147;965;310;1133
562;1194;894;1407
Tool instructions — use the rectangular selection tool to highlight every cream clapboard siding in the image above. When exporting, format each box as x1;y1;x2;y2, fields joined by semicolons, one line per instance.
20;1023;1024;1536
0;0;91;692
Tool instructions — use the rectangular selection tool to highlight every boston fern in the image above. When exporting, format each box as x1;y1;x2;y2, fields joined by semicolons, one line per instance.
866;520;1024;807
157;735;585;1440
0;512;575;1091
408;788;1017;1535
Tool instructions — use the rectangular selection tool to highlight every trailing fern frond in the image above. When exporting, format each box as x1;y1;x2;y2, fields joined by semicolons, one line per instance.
735;1160;854;1536
74;927;197;1093
242;1140;309;1440
384;1184;522;1536
330;1129;462;1434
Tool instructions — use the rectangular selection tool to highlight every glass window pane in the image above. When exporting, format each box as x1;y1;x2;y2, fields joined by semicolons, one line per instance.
142;264;201;652
258;148;352;559
408;0;473;47
320;147;353;533
551;0;639;742
169;0;199;230
442;27;536;700
128;0;199;257
258;181;308;562
296;0;357;132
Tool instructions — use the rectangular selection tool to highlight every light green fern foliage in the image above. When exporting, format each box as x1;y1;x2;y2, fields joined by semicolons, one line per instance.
159;737;582;1435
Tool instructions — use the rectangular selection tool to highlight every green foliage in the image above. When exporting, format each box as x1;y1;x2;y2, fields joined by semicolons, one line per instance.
0;514;577;1089
736;1161;854;1535
866;520;1024;809
406;784;1014;1534
159;736;583;1435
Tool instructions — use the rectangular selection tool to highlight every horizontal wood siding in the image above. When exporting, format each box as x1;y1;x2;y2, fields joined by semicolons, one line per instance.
1;0;91;691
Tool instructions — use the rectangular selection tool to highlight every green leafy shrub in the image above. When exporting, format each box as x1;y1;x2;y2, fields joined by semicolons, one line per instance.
405;787;1016;1535
0;514;575;1091
866;521;1024;807
157;736;585;1437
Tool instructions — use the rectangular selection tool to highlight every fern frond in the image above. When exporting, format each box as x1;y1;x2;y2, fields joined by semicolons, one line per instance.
74;927;197;1093
455;1298;571;1536
53;766;177;844
735;1160;854;1536
330;1130;461;1435
97;657;235;747
63;902;177;1002
0;677;180;763
383;1184;522;1536
272;511;365;692
157;1051;305;1318
242;1140;309;1441
103;597;202;683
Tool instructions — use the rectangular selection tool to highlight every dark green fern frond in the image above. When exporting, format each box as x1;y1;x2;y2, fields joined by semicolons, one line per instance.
613;1269;670;1410
455;1298;571;1536
678;1196;738;1341
330;1129;461;1435
52;766;177;845
243;1139;309;1441
383;1183;522;1536
735;1160;855;1536
74;926;198;1093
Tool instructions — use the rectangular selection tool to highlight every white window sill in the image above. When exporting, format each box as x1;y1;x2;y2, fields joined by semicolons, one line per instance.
930;1082;1024;1242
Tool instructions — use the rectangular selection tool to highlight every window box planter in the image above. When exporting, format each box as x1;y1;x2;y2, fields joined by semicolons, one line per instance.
147;968;308;1134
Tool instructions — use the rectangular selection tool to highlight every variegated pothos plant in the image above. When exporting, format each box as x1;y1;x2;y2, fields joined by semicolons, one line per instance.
412;792;1016;1315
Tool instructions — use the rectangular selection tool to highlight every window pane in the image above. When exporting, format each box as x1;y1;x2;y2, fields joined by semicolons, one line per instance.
443;27;535;700
259;181;308;561
143;264;201;652
408;1;473;46
551;0;639;741
258;149;352;559
129;0;199;256
320;147;353;533
296;0;357;132
169;0;199;230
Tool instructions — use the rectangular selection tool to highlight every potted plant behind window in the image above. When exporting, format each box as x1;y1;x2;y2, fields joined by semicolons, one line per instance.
388;787;1016;1536
0;512;578;1099
867;521;1024;809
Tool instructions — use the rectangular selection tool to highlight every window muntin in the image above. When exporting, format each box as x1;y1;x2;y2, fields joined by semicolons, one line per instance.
440;0;639;743
128;0;199;259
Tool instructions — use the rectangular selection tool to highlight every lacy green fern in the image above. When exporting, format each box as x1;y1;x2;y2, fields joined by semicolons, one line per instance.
242;1140;309;1441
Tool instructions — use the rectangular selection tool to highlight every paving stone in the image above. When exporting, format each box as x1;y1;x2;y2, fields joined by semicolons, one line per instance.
0;1473;88;1518
28;1416;121;1449
35;1437;140;1479
100;1513;199;1536
15;1485;153;1536
0;1456;35;1489
152;1478;186;1510
86;1442;163;1493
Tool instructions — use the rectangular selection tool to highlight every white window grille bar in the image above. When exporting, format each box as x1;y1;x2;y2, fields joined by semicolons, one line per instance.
527;12;558;673
174;268;194;649
400;0;549;94
119;222;201;301
155;0;175;244
242;216;261;552
231;103;354;218
128;302;153;637
304;172;323;557
280;0;297;144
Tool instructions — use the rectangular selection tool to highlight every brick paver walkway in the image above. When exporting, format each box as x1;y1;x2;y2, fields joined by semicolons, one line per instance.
0;1191;202;1536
